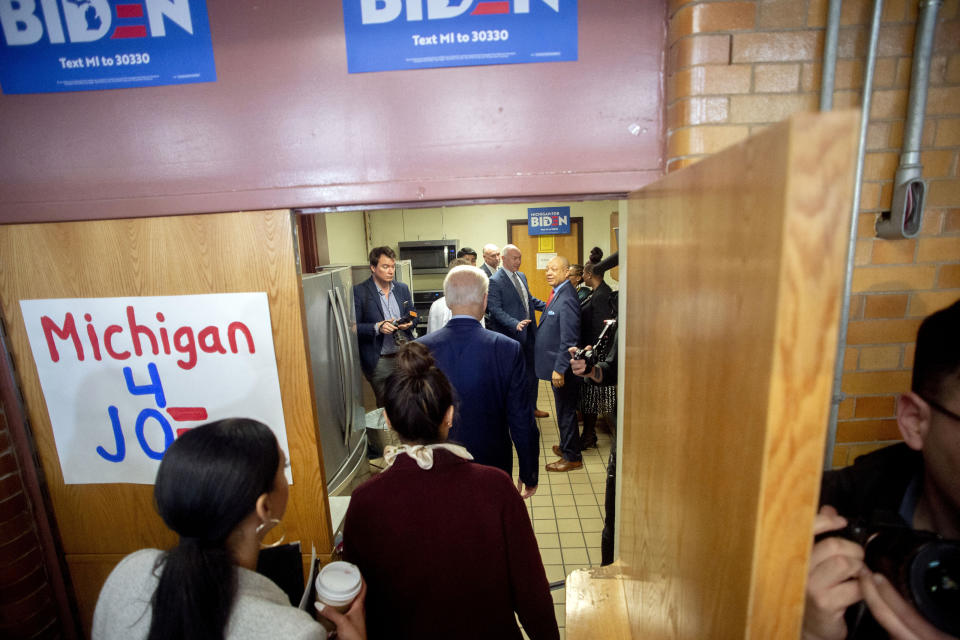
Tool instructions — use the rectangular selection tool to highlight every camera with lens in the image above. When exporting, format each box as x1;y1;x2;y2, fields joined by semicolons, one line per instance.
822;518;960;636
389;309;418;344
572;319;617;370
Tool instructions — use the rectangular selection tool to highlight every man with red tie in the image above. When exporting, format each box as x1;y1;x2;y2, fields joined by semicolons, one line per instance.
536;255;583;472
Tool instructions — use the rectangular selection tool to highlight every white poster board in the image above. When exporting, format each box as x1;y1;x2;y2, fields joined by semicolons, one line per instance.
19;293;291;485
536;253;557;270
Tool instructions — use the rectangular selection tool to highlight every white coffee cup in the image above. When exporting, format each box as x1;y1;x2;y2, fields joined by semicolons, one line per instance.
314;561;362;632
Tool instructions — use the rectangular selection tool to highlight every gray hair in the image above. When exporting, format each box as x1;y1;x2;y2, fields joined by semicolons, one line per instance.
444;266;488;307
501;244;520;258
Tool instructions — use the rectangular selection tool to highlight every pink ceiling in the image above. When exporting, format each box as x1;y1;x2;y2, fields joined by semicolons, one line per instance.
0;1;665;223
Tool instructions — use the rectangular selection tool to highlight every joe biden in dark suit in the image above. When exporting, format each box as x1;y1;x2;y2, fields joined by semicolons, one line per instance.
417;265;541;496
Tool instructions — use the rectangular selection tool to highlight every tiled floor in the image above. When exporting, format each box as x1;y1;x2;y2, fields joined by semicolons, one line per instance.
519;380;613;639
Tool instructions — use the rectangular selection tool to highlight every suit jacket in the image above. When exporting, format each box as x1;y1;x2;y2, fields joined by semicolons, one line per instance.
480;262;495;278
535;281;580;380
417;318;539;487
486;268;545;353
353;276;414;378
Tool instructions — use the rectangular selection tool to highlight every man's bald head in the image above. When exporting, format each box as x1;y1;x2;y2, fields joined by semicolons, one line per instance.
501;244;522;272
482;244;501;269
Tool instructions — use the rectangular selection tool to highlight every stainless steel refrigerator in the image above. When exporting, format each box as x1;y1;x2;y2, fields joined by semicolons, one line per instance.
301;266;367;495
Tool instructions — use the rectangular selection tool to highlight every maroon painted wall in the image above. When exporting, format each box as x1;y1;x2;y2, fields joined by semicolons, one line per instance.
0;1;665;223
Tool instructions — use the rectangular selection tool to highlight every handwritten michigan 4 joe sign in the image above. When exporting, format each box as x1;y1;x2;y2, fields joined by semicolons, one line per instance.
19;293;290;485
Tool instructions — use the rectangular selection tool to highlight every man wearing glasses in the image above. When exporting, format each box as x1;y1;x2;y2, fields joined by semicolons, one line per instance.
803;298;960;640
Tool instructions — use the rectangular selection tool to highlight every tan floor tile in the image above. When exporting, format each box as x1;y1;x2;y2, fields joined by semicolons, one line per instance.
584;531;602;547
554;505;578;519
577;505;602;519
553;494;575;507
556;518;581;533
573;493;598;506
551;587;566;604
544;564;565;582
558;627;565;639
534;518;558;534
587;547;603;565
536;532;561;548
571;483;593;495
540;547;563;564
559;531;585;547
529;494;553;507
562;547;589;567
533;485;551;496
550;483;572;495
532;505;556;519
569;472;591;484
554;603;566;627
580;517;604;533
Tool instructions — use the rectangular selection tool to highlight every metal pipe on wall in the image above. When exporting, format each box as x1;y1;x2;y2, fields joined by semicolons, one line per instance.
819;0;843;111
876;0;942;238
823;0;885;470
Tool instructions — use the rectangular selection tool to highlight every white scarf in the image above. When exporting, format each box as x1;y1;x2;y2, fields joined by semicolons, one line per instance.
383;443;474;470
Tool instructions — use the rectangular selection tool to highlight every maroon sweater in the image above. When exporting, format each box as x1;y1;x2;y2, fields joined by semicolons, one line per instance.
343;449;559;640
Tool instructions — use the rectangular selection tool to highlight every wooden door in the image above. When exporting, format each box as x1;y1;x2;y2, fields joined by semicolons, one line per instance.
566;111;859;639
0;210;332;634
507;218;583;312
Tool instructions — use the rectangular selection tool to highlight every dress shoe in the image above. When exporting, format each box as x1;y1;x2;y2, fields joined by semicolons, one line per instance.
546;458;583;472
580;437;598;451
552;444;562;456
534;409;550;418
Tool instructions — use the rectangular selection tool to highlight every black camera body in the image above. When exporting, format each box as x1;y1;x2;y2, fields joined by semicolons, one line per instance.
825;519;960;636
572;319;617;370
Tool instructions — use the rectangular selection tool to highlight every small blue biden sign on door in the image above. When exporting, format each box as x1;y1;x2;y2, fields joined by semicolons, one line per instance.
527;206;570;236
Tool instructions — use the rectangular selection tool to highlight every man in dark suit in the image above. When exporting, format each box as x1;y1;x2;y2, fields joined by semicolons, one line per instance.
417;266;540;498
487;244;548;418
537;255;582;472
480;243;500;278
353;246;415;407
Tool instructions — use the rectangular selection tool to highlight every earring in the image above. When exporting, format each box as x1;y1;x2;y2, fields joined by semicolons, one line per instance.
255;518;287;548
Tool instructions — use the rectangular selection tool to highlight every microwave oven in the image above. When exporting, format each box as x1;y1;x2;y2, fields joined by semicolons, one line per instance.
398;240;459;274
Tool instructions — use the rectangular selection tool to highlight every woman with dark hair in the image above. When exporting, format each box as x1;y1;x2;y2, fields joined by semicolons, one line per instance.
568;263;591;302
577;247;616;450
93;418;366;640
342;342;559;640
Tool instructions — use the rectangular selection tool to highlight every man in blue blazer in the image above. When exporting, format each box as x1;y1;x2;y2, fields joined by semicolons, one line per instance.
487;244;548;418
353;246;415;407
537;255;583;472
417;266;540;496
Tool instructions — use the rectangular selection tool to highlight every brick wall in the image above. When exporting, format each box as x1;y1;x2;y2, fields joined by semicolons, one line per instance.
666;0;960;467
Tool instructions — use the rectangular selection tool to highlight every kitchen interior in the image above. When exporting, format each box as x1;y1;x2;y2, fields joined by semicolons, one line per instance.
301;199;624;551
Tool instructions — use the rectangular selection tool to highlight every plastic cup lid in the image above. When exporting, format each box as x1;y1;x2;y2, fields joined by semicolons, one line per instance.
315;561;362;605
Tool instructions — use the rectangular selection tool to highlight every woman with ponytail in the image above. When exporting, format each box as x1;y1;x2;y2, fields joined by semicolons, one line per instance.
342;342;559;640
93;418;365;640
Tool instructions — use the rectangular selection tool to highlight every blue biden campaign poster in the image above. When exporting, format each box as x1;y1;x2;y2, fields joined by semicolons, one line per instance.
342;0;578;73
0;0;216;94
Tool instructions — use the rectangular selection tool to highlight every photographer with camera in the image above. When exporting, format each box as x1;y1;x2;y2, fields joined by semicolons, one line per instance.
803;299;960;640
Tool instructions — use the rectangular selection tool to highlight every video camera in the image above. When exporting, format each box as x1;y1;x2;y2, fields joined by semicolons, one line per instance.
822;519;960;636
